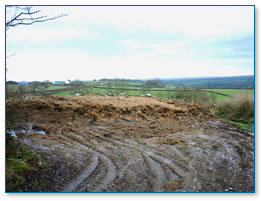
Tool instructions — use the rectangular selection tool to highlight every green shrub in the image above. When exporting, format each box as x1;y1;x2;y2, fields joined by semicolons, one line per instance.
171;89;216;106
6;138;48;191
6;85;31;100
216;93;254;123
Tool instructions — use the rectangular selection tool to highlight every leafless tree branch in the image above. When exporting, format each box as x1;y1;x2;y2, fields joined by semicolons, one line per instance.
5;6;67;71
6;6;67;30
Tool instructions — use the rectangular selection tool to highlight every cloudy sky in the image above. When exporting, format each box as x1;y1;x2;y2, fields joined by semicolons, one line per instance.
6;6;254;82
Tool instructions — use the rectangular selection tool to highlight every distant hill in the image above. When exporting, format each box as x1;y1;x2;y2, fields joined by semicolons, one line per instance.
160;75;254;89
18;81;29;85
6;81;18;85
54;81;64;85
29;81;42;85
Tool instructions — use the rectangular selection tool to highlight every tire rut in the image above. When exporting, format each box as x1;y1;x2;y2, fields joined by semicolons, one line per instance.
60;155;99;192
83;127;188;192
83;127;190;182
58;130;117;192
142;154;167;192
84;128;189;171
47;119;254;192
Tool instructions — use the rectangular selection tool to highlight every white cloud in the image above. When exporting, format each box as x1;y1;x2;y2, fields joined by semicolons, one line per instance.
7;25;101;43
7;49;253;82
55;6;253;40
120;39;197;57
6;6;254;81
9;6;252;42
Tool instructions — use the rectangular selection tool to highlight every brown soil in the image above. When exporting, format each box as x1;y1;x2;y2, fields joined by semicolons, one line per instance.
6;95;254;192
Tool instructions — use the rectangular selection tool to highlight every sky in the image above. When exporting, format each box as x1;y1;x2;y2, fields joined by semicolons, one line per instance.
6;6;254;82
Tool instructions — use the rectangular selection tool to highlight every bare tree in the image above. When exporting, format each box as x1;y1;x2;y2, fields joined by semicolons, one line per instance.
43;80;52;89
141;83;152;95
6;6;67;30
6;84;29;100
5;6;67;73
29;82;39;94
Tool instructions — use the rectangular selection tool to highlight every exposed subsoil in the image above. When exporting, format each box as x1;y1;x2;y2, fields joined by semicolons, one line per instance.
6;95;254;192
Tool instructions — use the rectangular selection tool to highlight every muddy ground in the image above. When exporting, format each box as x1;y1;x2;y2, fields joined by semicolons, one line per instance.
6;95;254;192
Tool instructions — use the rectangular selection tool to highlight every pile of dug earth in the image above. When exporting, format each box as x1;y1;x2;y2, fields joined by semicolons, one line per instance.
6;95;254;192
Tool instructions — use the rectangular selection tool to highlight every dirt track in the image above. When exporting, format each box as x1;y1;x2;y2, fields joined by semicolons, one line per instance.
6;95;254;192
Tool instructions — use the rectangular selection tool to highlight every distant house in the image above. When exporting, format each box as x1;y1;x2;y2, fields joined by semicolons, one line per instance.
165;84;177;89
54;81;64;85
18;81;29;85
64;80;71;85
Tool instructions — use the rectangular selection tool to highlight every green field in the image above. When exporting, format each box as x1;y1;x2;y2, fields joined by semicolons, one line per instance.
47;85;67;90
6;84;19;91
204;89;254;102
205;89;254;96
51;86;254;103
7;84;67;91
6;82;254;104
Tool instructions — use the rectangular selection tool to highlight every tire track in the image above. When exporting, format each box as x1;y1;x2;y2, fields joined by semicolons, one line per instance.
142;154;167;192
84;127;189;172
92;154;117;192
82;127;188;190
55;126;196;192
83;127;190;179
58;130;117;192
53;119;254;192
60;155;99;192
61;129;174;191
76;156;107;192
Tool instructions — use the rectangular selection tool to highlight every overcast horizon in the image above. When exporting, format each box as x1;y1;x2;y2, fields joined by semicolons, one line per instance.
6;6;254;82
6;74;255;83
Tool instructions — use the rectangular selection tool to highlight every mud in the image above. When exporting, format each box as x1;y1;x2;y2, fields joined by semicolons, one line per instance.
6;96;254;192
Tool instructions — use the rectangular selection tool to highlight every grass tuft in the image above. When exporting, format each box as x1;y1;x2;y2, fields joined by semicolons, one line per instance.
170;89;216;106
216;93;254;124
6;136;48;192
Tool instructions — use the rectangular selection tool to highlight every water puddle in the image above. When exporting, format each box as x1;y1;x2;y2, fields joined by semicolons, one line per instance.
187;141;196;145
248;123;254;133
9;123;48;136
198;134;211;140
10;130;17;137
11;128;47;136
121;118;137;125
125;121;137;125
96;126;109;129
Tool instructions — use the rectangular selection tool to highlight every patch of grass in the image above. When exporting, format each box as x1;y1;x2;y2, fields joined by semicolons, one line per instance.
229;121;249;130
6;136;48;192
52;87;109;96
205;89;254;96
33;180;39;187
52;90;72;96
47;85;67;90
216;93;254;125
50;86;253;107
169;89;216;106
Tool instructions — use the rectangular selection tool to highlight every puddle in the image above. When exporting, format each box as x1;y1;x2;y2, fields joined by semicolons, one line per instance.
10;123;47;136
11;129;47;135
198;134;211;140
248;123;254;133
10;130;17;137
187;141;196;145
122;118;137;125
96;126;109;129
125;121;137;125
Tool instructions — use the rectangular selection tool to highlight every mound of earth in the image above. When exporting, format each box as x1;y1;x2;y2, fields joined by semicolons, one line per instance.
6;95;254;192
7;95;214;119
